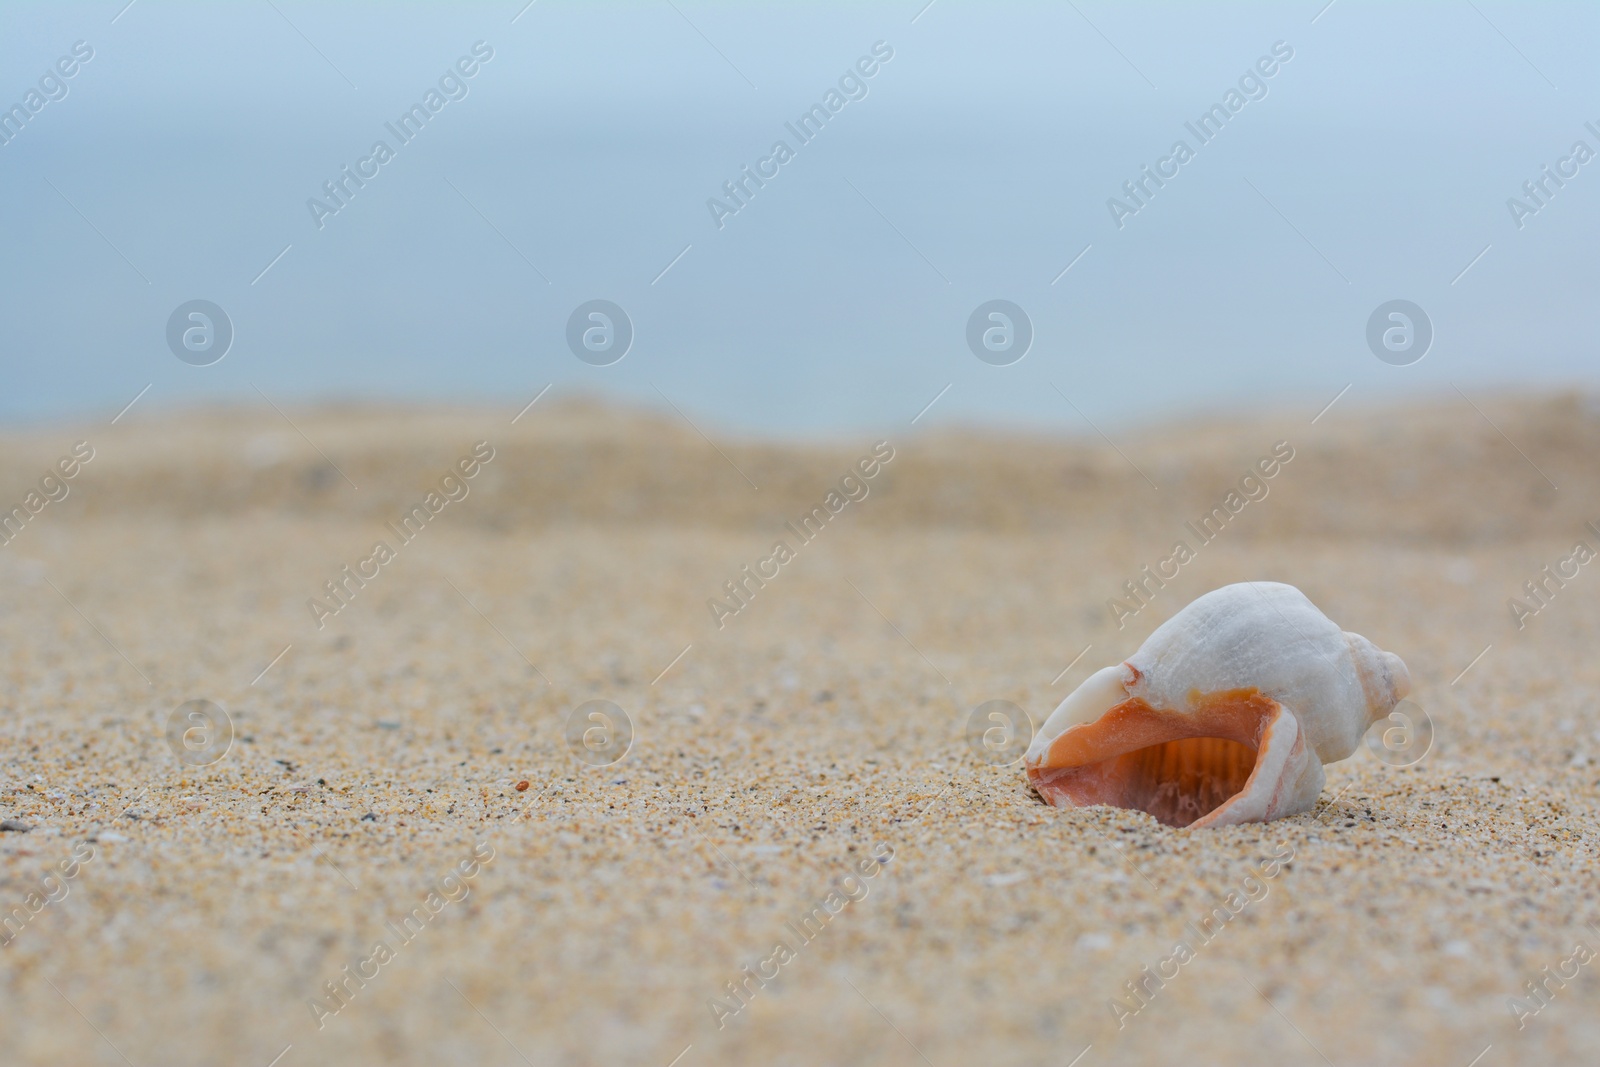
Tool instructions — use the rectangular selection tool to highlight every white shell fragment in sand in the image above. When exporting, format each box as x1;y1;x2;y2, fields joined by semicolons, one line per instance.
1025;581;1410;828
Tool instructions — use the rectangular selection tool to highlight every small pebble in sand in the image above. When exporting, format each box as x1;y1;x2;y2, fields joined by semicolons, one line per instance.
515;781;530;792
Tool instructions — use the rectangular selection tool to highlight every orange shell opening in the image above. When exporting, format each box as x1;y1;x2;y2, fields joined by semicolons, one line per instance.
1028;689;1283;828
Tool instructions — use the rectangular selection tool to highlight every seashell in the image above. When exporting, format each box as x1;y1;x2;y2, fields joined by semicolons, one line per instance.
1025;581;1409;828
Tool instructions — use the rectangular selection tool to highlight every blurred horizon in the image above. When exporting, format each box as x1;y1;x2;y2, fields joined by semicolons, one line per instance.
4;383;1599;450
3;0;1597;437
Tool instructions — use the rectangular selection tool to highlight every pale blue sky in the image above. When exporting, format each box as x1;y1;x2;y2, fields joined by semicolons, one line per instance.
2;0;1595;435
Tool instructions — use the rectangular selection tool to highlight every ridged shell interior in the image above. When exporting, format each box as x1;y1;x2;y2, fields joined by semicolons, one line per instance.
1028;689;1280;828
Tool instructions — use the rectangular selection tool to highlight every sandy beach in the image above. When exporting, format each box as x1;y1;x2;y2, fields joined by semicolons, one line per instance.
1;391;1598;1067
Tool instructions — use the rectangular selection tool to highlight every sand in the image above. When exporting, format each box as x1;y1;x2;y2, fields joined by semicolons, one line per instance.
1;391;1598;1066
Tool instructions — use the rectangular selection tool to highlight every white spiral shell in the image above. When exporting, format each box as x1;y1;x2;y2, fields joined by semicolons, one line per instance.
1025;582;1409;828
